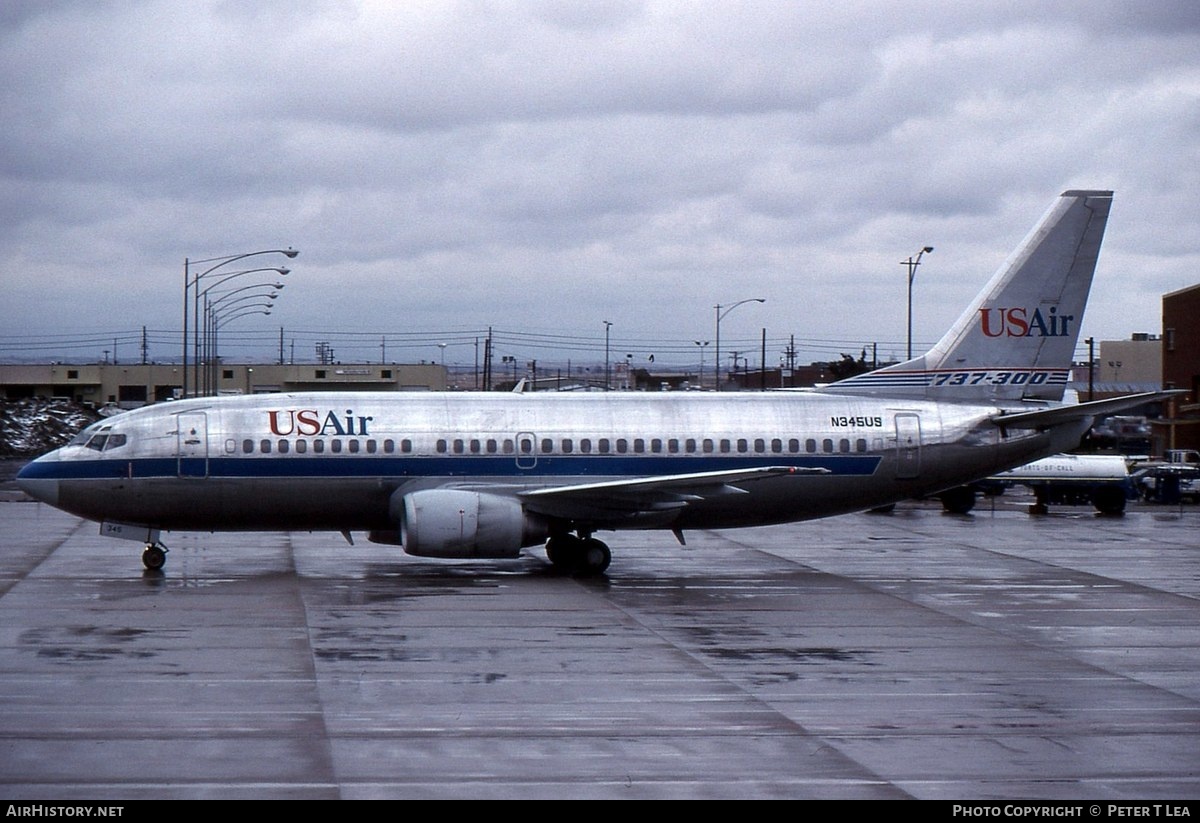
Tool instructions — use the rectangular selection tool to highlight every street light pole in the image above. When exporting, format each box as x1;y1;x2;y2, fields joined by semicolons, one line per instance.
693;340;709;389
196;268;289;395
902;246;933;360
714;299;764;391
182;248;298;396
205;290;280;394
211;306;273;394
603;320;613;391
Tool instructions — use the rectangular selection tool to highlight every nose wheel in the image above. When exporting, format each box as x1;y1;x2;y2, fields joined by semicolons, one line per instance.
141;543;168;571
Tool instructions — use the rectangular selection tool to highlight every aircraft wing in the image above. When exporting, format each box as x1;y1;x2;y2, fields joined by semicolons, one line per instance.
990;391;1182;431
518;465;827;520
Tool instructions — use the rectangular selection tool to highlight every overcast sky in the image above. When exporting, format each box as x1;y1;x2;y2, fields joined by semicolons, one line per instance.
1;0;1197;371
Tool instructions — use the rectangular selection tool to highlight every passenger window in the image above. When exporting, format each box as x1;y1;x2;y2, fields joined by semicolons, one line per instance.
313;440;325;453
470;439;480;454
453;439;464;454
634;439;645;453
598;438;610;454
754;439;765;453
383;439;395;453
720;439;731;454
737;438;748;453
349;440;360;453
668;439;679;454
580;439;592;454
856;438;867;453
402;439;413;453
503;440;514;454
260;439;271;454
805;439;816;453
771;438;782;453
823;439;833;453
330;439;342;454
562;439;573;454
651;439;663;453
839;439;850;453
703;439;714;454
616;438;628;454
243;439;254;454
366;439;377;454
225;439;236;454
542;438;554;454
278;440;289;454
296;439;307;454
686;438;697;453
487;439;498;454
436;439;448;454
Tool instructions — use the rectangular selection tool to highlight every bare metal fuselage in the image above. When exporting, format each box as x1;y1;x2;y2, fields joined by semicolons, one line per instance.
19;390;1085;535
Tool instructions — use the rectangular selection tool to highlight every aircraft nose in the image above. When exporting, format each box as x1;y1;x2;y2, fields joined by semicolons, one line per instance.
16;456;60;507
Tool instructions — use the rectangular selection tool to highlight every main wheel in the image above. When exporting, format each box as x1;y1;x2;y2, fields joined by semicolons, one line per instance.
545;535;581;570
578;538;611;575
939;487;976;515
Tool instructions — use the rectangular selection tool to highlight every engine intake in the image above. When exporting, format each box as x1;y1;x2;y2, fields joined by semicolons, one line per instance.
397;489;549;559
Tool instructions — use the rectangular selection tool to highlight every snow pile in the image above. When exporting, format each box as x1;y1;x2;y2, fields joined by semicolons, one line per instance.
1;399;101;458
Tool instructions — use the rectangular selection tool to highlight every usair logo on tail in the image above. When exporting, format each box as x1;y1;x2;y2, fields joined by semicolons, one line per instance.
979;306;1074;338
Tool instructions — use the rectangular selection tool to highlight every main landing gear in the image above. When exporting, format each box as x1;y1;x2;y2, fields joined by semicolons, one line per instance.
545;533;612;576
141;542;168;571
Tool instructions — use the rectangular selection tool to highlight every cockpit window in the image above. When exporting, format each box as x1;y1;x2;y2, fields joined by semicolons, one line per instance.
83;425;112;451
76;424;127;452
70;422;105;447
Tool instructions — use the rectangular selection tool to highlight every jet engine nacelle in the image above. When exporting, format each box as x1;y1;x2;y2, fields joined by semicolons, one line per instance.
398;489;549;559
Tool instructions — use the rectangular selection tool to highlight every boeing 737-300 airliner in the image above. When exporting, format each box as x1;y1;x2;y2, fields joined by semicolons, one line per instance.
18;190;1166;574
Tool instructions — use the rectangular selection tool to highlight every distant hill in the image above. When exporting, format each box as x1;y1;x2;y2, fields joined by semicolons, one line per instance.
0;399;101;458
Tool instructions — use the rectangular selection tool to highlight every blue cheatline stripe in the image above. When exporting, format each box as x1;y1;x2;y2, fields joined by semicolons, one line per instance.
20;453;882;481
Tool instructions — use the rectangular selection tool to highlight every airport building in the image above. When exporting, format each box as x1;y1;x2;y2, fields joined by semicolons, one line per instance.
0;362;447;408
1096;333;1163;391
1161;283;1200;451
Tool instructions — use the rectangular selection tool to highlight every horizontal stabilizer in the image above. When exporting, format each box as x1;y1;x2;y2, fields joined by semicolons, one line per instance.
990;391;1182;431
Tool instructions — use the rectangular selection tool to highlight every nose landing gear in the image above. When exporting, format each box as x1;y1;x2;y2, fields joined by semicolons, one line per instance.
141;542;168;571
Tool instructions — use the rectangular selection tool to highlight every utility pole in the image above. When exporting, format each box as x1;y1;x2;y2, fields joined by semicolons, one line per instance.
1086;337;1095;401
761;328;767;390
482;328;493;390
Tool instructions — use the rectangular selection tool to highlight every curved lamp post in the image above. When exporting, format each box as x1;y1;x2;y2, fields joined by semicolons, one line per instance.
203;289;281;394
195;267;290;395
208;304;274;395
693;340;710;389
714;299;764;391
204;283;285;395
902;246;933;360
183;248;297;396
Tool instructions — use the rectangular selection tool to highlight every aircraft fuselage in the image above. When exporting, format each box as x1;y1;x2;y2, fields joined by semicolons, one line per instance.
18;390;1084;534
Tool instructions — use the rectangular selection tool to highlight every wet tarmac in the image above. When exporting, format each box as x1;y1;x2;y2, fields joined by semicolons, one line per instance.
1;491;1198;799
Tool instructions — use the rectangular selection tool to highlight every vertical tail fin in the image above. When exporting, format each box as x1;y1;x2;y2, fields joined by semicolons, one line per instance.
827;190;1112;402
